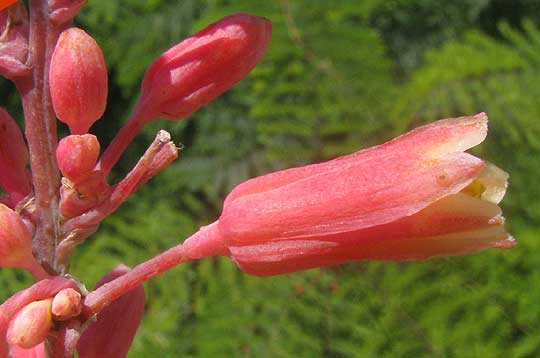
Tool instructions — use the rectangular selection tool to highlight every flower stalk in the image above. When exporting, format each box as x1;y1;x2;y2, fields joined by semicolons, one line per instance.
17;0;66;272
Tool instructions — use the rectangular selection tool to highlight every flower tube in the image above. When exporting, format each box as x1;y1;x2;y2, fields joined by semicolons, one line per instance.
183;113;514;276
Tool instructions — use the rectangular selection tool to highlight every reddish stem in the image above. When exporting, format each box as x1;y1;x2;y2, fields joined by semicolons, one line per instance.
24;260;50;281
83;243;188;317
18;0;66;271
97;109;149;176
82;223;227;317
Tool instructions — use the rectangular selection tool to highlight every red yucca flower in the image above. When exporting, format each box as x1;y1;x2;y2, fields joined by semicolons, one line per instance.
0;0;516;354
183;113;513;276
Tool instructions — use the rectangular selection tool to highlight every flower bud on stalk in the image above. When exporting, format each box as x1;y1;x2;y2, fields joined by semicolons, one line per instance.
49;28;108;134
134;13;271;122
0;108;31;206
6;299;53;349
98;13;271;175
56;134;100;182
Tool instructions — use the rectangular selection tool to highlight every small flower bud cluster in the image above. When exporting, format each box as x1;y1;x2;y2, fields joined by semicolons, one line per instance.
5;288;82;350
56;135;110;218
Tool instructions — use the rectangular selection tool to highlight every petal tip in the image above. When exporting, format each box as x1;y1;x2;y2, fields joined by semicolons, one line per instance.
494;234;517;249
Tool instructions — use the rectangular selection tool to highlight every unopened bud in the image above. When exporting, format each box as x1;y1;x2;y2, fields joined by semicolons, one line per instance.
6;299;53;349
52;288;82;320
50;28;108;134
56;134;100;181
0;108;31;203
0;204;34;269
133;13;271;123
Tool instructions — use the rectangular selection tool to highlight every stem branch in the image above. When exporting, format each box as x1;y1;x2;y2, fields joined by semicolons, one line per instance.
97;110;148;176
83;243;188;317
18;0;66;271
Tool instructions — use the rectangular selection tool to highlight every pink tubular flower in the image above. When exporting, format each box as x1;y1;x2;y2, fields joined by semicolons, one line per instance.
183;113;514;276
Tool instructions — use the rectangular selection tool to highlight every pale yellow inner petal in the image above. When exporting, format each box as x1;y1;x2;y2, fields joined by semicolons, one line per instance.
461;162;508;204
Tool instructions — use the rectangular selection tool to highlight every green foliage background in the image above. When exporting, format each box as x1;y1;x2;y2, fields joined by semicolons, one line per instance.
2;0;540;357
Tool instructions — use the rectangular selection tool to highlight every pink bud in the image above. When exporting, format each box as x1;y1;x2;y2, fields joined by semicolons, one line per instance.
0;204;35;270
183;113;513;275
134;13;271;122
49;28;108;134
6;299;53;349
0;108;31;204
51;288;82;320
77;265;145;358
56;134;100;181
0;2;30;78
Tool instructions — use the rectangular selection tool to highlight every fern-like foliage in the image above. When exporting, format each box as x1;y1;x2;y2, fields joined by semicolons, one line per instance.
392;19;540;224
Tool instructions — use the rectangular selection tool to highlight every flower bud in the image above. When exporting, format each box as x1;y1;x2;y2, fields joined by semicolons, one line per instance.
50;28;108;134
51;288;82;320
0;108;31;204
6;299;53;349
56;134;100;181
133;13;271;123
0;204;34;270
